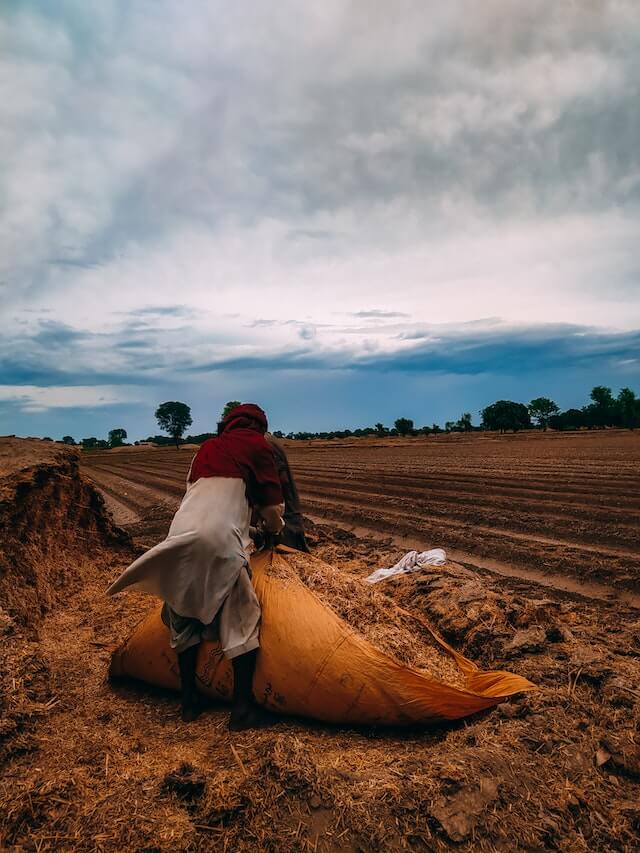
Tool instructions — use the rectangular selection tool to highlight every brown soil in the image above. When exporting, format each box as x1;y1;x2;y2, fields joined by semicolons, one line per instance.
1;434;640;851
83;430;640;594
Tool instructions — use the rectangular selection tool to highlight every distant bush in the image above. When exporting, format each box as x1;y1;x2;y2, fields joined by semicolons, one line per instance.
547;409;584;431
108;428;127;448
547;387;640;431
528;398;559;431
481;401;532;433
185;432;217;444
394;418;414;436
81;437;108;449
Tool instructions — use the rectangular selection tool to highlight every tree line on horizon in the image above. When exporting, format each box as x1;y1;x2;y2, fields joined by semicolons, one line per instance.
270;385;639;438
48;385;640;449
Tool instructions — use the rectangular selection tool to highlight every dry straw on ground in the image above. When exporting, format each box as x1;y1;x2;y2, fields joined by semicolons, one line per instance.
2;441;640;852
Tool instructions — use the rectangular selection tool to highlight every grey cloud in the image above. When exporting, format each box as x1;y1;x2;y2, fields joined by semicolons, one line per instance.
46;258;101;269
286;229;339;242
248;319;278;328
351;310;410;319
162;323;640;380
298;325;316;340
357;325;640;375
1;312;638;415
126;305;192;317
4;0;639;290
30;320;90;346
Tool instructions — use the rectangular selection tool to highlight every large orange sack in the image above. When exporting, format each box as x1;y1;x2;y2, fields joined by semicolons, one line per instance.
110;548;536;725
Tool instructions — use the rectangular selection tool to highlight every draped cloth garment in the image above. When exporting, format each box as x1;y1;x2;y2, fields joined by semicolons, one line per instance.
106;477;260;657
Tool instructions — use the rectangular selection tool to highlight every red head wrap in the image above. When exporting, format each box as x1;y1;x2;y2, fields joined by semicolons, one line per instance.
221;403;268;434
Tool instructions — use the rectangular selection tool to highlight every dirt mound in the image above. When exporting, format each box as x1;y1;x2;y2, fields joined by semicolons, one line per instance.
0;439;134;770
0;438;130;630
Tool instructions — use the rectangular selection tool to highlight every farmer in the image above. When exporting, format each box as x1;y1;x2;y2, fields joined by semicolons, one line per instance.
107;403;284;729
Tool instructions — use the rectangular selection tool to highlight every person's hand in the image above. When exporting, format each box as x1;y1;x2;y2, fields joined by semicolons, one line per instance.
260;504;285;535
262;530;280;550
250;526;266;550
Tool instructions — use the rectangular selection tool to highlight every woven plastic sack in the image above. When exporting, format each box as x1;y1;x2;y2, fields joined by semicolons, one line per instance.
109;547;536;725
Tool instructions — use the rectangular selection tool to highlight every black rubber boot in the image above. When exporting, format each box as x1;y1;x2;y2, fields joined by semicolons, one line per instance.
228;649;273;731
178;644;202;722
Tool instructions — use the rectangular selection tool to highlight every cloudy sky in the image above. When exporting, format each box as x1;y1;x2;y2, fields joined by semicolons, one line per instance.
1;1;639;439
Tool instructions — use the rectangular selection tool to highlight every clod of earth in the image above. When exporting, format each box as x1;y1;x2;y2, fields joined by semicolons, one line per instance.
430;777;500;842
504;627;547;655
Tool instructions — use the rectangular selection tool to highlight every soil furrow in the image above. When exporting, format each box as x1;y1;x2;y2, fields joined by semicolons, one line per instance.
291;464;640;498
294;472;640;517
297;484;640;551
304;513;640;608
89;462;640;548
300;491;640;557
303;498;640;590
87;462;640;523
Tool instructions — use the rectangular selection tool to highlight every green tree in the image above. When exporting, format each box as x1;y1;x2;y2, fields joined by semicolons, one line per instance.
81;437;98;449
617;387;640;430
155;402;193;449
528;397;560;431
584;386;616;428
548;409;584;431
481;400;531;433
61;435;76;445
394;417;414;436
108;428;127;448
456;412;473;432
374;422;386;437
221;400;242;420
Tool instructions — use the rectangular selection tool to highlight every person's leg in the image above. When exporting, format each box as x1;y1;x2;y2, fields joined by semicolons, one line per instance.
163;605;205;723
229;648;260;730
177;642;203;722
222;567;275;730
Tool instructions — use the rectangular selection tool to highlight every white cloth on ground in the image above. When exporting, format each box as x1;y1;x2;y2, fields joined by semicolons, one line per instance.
365;548;446;584
107;476;255;627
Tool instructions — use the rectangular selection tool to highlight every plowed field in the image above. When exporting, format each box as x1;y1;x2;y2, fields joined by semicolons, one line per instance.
83;429;640;600
3;436;640;851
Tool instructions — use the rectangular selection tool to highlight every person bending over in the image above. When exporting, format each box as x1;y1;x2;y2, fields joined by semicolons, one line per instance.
107;403;284;729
